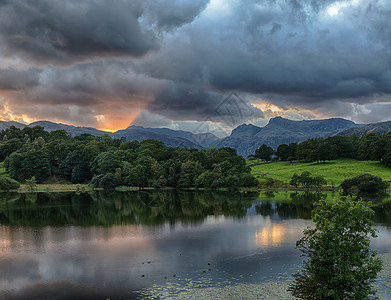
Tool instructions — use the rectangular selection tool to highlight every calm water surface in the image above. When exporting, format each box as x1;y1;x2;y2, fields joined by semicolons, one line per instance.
0;191;390;299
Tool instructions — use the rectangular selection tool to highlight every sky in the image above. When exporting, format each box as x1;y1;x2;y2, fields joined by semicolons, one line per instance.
0;0;390;134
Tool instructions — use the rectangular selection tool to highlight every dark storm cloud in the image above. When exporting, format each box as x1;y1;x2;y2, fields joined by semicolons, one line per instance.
0;0;156;63
0;0;209;64
150;83;263;124
139;0;391;114
1;0;391;127
13;60;164;107
0;67;40;91
144;0;210;31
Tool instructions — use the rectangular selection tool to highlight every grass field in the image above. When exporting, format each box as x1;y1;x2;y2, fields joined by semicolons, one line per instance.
17;184;92;193
250;159;391;186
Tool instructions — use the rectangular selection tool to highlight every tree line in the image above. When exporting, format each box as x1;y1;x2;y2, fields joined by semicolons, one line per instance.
250;132;391;166
0;125;259;190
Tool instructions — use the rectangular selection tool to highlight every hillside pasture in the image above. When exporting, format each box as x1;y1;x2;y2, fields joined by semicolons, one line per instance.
250;159;391;186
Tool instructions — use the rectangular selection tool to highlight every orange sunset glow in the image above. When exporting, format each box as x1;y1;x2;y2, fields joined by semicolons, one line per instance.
95;108;143;132
255;224;286;247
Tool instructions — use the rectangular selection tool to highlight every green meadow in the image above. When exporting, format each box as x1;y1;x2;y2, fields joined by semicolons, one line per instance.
250;159;391;186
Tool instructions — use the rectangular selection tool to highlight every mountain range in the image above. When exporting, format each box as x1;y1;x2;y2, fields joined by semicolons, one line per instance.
1;117;391;157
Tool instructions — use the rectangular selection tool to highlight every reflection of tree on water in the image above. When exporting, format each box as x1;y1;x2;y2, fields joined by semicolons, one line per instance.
0;191;254;227
290;191;326;205
372;201;391;226
255;192;327;220
2;191;390;227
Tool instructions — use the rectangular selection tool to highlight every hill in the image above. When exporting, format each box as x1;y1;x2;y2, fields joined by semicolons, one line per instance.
29;121;107;137
117;125;220;148
250;159;391;186
338;120;391;136
0;120;25;131
112;126;202;149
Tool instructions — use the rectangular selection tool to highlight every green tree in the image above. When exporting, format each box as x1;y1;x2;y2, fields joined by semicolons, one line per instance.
275;144;291;161
288;197;382;299
240;173;259;187
313;140;337;163
0;175;20;191
0;138;23;160
178;160;204;188
357;133;379;161
298;171;313;188
22;149;52;182
91;151;120;175
25;176;37;192
8;152;23;181
296;140;314;162
254;144;275;161
99;173;118;190
340;174;389;195
225;175;240;191
290;173;300;188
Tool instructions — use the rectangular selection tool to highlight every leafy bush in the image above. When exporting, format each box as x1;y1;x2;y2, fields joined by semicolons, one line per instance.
240;173;259;187
99;173;118;190
340;174;389;194
0;175;20;191
89;173;118;190
290;172;327;188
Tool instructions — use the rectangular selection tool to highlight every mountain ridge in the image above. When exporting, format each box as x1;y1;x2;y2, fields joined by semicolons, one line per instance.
0;117;390;157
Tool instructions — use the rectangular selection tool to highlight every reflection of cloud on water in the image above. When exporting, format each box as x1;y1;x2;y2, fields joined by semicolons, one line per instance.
251;218;312;249
0;224;155;298
255;225;286;247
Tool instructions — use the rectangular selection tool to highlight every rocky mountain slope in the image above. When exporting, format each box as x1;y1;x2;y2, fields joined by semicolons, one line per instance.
1;117;389;157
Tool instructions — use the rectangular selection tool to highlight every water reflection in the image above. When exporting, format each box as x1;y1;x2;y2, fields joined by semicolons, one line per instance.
0;191;390;299
255;224;285;247
0;191;256;227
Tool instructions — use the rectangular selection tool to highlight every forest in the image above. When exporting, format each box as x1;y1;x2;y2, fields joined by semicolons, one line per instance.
0;125;258;190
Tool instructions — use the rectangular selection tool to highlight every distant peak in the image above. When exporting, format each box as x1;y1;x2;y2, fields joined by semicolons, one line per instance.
236;123;259;129
267;116;290;124
126;124;144;130
231;123;262;137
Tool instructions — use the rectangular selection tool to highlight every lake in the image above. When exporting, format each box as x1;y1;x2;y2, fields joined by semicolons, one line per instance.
0;191;390;299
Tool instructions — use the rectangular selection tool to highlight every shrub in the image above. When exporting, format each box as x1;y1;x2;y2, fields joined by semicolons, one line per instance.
340;174;389;194
240;173;259;187
290;172;327;188
99;173;118;190
0;175;20;191
89;173;118;190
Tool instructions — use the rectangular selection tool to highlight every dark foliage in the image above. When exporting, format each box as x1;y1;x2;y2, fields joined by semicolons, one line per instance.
289;197;382;299
290;172;327;188
0;175;20;191
0;126;258;189
340;174;390;194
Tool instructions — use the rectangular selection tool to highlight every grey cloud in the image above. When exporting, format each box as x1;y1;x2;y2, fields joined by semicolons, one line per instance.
149;83;263;125
13;60;164;107
0;0;157;63
0;68;40;91
143;0;210;31
149;83;220;120
132;110;173;128
139;0;391;114
3;60;166;127
0;0;209;64
352;103;391;124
